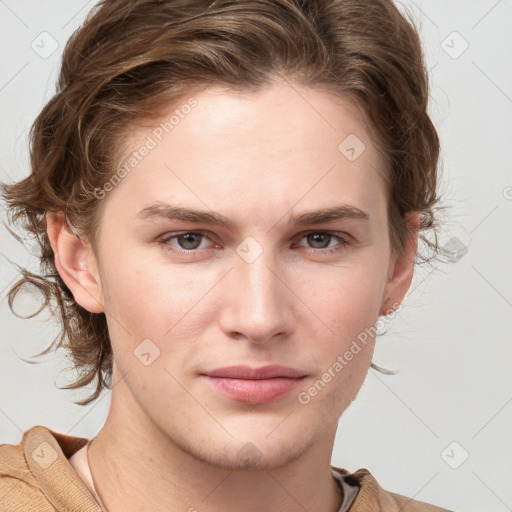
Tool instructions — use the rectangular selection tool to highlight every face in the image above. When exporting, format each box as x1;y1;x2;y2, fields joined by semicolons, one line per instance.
53;80;416;470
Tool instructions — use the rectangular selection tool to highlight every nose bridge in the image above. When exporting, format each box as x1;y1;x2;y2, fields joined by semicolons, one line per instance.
221;236;292;342
239;244;278;301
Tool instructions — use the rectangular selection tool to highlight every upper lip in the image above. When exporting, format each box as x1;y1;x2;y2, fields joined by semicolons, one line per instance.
204;365;305;379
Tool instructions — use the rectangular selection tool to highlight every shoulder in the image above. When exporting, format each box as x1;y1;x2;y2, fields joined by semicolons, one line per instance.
0;425;100;512
332;465;455;512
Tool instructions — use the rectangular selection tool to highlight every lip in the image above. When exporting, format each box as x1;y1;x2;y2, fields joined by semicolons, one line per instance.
202;365;307;404
204;365;305;379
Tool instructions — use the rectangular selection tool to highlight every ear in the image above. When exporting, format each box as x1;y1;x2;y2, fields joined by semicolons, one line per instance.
380;212;419;316
45;211;105;314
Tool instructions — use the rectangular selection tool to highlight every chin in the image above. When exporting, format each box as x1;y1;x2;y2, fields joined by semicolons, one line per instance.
191;429;316;471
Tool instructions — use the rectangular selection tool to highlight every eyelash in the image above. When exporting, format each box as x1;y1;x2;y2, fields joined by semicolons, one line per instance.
157;230;351;256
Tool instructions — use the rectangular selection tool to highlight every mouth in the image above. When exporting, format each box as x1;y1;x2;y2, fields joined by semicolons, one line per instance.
201;365;307;404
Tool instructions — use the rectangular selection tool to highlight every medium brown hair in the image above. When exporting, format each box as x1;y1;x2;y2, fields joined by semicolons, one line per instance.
1;0;440;405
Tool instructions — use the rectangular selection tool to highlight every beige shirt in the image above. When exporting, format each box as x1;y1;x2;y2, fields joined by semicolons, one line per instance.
0;425;454;511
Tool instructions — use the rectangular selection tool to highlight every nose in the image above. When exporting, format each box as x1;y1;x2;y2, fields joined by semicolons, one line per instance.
218;244;295;345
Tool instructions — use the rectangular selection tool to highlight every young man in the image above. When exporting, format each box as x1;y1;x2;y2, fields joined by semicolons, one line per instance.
0;0;451;510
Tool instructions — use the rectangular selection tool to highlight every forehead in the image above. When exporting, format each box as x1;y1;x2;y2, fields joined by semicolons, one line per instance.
103;81;388;230
140;82;378;164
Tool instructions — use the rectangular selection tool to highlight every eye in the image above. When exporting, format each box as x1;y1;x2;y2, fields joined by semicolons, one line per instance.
157;231;215;253
297;231;351;253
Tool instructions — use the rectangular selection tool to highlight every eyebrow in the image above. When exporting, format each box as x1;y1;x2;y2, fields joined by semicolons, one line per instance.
136;201;369;230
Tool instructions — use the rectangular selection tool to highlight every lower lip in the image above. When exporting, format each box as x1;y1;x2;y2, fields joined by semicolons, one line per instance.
204;376;305;404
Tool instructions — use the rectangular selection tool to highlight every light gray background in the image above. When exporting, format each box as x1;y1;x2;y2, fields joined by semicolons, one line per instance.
1;1;511;511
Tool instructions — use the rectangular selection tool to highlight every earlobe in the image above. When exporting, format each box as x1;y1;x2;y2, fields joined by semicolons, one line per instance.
46;211;105;314
380;212;419;316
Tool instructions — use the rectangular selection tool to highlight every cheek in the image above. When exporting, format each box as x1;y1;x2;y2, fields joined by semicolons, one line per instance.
101;266;167;331
299;254;388;337
98;250;222;370
100;249;201;328
292;254;387;402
